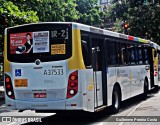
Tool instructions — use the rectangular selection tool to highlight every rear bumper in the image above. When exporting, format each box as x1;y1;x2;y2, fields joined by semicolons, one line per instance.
5;93;83;110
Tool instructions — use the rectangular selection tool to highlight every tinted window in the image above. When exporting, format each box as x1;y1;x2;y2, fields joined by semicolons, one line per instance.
91;39;103;71
81;35;91;67
108;41;117;65
117;42;122;65
135;45;139;64
127;44;136;65
138;46;143;64
117;42;127;65
7;23;72;63
143;47;148;64
121;43;127;65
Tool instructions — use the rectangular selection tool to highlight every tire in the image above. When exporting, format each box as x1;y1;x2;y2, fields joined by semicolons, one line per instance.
142;79;148;100
154;85;159;93
112;86;121;114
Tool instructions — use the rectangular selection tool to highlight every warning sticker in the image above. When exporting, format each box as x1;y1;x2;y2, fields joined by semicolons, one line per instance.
51;44;66;55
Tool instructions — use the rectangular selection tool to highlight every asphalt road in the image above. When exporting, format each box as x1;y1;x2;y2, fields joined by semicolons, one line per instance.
0;88;160;125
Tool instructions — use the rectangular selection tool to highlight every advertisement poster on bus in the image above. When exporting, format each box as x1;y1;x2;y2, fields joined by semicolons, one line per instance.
10;32;33;54
32;31;49;53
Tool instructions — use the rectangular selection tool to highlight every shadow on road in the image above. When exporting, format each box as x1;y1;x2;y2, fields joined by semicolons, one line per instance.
22;88;159;125
0;99;4;107
119;87;159;113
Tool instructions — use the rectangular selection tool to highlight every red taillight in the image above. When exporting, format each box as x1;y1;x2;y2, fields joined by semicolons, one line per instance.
6;78;10;82
6;84;11;89
154;72;158;77
67;71;78;99
5;74;15;99
70;82;76;87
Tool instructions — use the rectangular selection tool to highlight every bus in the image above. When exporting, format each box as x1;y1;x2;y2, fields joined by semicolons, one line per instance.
150;42;160;88
3;22;158;113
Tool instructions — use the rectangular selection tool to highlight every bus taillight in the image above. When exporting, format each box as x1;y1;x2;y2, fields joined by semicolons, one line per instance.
67;71;78;99
5;74;15;99
154;72;158;77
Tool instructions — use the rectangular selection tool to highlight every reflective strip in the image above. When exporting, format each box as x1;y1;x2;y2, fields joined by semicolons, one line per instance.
128;36;134;41
134;37;139;41
138;38;148;43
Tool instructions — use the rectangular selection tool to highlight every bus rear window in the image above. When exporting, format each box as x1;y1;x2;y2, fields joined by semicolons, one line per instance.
7;23;72;63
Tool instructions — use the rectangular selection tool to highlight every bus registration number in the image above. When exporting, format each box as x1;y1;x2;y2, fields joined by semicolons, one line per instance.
44;69;63;75
34;93;47;98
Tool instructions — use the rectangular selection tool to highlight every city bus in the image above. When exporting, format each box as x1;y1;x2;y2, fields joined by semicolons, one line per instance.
150;42;160;88
3;22;157;113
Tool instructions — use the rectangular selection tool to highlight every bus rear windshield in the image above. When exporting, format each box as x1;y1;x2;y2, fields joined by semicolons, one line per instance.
7;23;72;63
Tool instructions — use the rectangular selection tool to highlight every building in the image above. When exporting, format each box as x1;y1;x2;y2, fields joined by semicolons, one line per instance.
97;0;112;12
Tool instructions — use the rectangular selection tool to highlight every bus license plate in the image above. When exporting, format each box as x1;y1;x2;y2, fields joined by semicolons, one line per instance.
34;93;47;98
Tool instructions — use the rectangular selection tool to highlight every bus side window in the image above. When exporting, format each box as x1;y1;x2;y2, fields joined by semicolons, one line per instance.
81;35;91;68
128;44;136;65
143;48;148;64
135;45;139;64
127;44;130;64
105;40;110;65
121;43;128;65
138;46;143;64
108;41;117;66
117;42;122;65
121;43;127;65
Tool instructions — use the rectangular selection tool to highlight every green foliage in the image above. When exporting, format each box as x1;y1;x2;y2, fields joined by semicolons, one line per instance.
0;0;106;52
129;4;160;44
13;0;79;22
0;1;39;25
76;0;106;26
107;1;160;44
0;0;39;51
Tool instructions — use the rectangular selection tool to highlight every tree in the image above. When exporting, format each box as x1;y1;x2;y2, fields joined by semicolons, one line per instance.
0;0;39;52
0;0;107;53
129;3;160;44
107;0;160;44
13;0;79;22
76;0;106;26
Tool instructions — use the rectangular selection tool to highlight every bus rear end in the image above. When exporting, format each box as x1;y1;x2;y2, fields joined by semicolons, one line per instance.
4;23;83;111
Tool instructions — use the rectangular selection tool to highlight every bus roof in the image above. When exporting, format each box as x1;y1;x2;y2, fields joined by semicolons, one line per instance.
72;22;149;44
149;41;160;50
6;22;150;44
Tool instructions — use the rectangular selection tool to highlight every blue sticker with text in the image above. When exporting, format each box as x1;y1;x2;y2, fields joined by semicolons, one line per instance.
15;69;21;76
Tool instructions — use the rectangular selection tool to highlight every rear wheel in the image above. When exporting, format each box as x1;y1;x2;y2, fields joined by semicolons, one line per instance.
112;86;121;113
142;79;148;99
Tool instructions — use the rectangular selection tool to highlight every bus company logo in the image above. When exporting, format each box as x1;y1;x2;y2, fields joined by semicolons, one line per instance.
15;69;21;76
2;117;11;122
